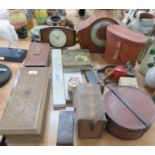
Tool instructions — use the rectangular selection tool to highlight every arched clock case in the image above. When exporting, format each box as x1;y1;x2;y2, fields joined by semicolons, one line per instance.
76;16;122;53
40;26;76;48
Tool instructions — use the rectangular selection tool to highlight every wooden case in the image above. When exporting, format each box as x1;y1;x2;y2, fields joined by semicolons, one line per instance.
77;120;105;138
104;24;147;65
24;42;50;67
40;26;76;47
73;83;106;138
62;49;92;70
76;13;122;53
0;67;50;143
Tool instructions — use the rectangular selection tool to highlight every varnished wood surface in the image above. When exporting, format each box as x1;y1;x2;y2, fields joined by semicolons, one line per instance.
40;27;76;47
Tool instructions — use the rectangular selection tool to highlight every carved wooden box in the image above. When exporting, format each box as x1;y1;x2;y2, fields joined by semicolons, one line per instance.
0;67;50;143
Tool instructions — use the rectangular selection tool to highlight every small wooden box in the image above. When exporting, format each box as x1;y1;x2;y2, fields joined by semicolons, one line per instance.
73;83;106;138
62;49;92;70
24;42;50;67
77;120;106;138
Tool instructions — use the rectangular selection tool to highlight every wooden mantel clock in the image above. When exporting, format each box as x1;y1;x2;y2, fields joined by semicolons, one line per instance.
76;14;122;53
40;26;76;48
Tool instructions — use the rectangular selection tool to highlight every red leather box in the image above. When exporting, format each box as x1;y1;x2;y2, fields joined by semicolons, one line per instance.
104;24;147;65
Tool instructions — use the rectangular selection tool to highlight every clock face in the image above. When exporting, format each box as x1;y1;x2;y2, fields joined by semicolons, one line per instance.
90;20;114;47
49;29;67;47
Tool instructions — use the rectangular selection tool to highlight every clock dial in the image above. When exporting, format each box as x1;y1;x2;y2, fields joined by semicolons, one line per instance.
90;20;114;47
49;29;67;47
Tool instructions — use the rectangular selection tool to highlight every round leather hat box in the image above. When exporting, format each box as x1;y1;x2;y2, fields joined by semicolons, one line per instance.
104;86;155;140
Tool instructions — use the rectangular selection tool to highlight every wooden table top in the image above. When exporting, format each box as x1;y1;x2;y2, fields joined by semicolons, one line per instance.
0;38;155;146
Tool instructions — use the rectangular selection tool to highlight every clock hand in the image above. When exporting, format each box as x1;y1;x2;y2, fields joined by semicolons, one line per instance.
53;34;57;39
57;36;59;40
53;34;59;40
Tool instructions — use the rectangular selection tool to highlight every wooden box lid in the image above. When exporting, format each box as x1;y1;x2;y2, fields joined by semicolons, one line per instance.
24;42;50;67
73;83;105;121
0;67;50;135
62;49;92;69
107;24;147;45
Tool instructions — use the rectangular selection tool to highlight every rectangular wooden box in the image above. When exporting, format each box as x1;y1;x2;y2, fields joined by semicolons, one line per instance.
24;42;50;67
62;49;92;70
0;67;50;143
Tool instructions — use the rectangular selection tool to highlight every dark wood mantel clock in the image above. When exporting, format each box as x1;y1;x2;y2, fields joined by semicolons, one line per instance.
40;26;76;48
76;13;122;53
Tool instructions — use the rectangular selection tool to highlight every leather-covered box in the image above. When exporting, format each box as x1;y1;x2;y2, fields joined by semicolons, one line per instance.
0;67;50;143
62;49;92;70
73;83;106;138
104;24;147;65
24;42;50;67
0;47;27;63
